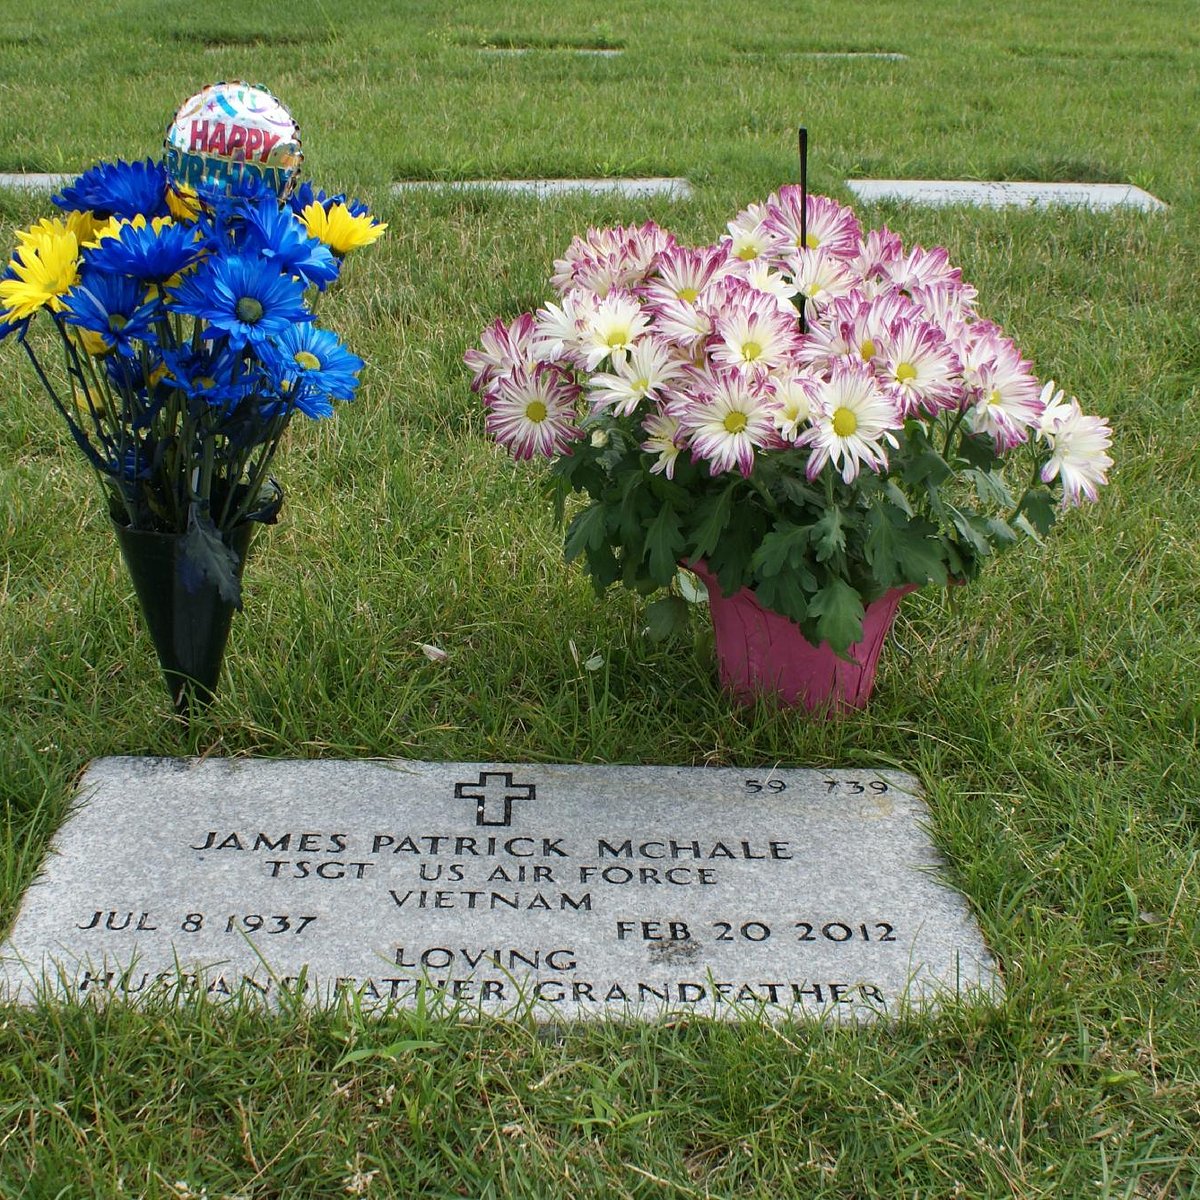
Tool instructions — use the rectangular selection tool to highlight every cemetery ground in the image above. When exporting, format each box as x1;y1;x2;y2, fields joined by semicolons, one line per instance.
0;0;1197;1195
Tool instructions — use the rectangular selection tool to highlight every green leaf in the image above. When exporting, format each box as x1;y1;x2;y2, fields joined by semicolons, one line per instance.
564;504;608;563
810;506;847;564
754;572;808;623
750;522;813;581
966;467;1014;509
180;505;242;607
644;595;690;642
948;505;993;557
958;431;1002;472
985;516;1019;547
807;579;865;655
643;504;684;584
884;480;914;518
864;506;902;588
689;485;735;559
1019;487;1058;536
776;471;823;509
892;525;950;587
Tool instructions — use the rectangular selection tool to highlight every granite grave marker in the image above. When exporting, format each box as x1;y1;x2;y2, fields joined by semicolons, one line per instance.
0;759;1001;1020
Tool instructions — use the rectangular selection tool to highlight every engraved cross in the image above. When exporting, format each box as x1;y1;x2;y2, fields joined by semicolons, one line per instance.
454;771;536;828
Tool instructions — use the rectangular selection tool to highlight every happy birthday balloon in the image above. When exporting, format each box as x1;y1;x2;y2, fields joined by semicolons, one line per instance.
163;81;302;202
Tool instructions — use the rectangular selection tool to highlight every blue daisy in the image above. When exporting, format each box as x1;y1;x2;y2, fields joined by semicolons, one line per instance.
53;159;171;221
84;219;203;286
61;273;160;357
169;255;311;351
158;346;253;412
240;194;339;291
263;323;364;409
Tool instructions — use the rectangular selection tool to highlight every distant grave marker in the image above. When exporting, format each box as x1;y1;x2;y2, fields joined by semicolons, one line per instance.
847;179;1166;211
0;758;1001;1021
0;173;69;192
392;177;693;200
793;51;908;60
478;47;622;57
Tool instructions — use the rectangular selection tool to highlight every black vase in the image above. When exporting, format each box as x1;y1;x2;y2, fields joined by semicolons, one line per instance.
113;520;258;716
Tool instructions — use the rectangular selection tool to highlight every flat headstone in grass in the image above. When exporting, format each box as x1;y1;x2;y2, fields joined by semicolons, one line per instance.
477;47;623;56
0;172;70;192
847;179;1166;211
0;758;1000;1021
392;178;693;200
790;51;908;60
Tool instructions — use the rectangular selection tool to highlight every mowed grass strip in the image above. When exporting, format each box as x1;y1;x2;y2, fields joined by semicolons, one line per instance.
0;0;1198;1196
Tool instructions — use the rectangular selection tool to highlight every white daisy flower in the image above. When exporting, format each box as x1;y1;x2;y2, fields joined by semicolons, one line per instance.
485;365;583;460
784;246;856;308
640;407;685;478
579;290;652;370
676;369;780;477
533;290;593;365
763;188;863;258
768;372;821;441
728;258;801;312
710;289;801;376
1037;383;1113;505
587;336;687;416
966;330;1044;449
643;244;733;309
877;318;962;415
722;202;786;264
800;363;902;483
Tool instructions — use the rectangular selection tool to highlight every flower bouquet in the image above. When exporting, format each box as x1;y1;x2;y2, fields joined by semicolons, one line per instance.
0;155;385;711
466;189;1113;710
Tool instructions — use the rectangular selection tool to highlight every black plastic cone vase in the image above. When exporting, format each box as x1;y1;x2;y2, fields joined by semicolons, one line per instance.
113;520;256;716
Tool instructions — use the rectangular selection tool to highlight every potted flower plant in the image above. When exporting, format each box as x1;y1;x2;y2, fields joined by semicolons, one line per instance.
0;151;385;713
466;188;1113;711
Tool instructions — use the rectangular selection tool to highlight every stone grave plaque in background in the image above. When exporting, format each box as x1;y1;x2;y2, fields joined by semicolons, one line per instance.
0;759;1001;1020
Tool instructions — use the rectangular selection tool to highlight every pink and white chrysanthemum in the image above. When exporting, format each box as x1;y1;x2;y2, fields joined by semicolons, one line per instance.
533;290;595;366
908;282;975;343
885;243;965;296
800;292;899;371
653;297;714;355
784;246;857;309
799;362;902;484
642;244;733;310
722;202;786;265
1037;384;1113;505
675;368;780;477
726;257;801;313
847;227;904;296
709;283;802;375
551;222;675;297
965;330;1044;448
579;290;652;370
464;313;539;394
485;364;583;460
877;318;962;415
763;188;863;259
767;372;822;442
640;406;685;479
587;336;687;416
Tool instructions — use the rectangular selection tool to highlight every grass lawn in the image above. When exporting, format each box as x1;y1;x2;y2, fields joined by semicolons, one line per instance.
1;0;1198;1196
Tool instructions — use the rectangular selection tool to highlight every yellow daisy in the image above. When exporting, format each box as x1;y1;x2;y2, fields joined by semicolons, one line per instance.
18;211;112;251
0;227;81;321
165;183;203;223
301;202;387;256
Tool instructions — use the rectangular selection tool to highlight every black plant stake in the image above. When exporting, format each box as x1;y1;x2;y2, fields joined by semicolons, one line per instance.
798;126;809;334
